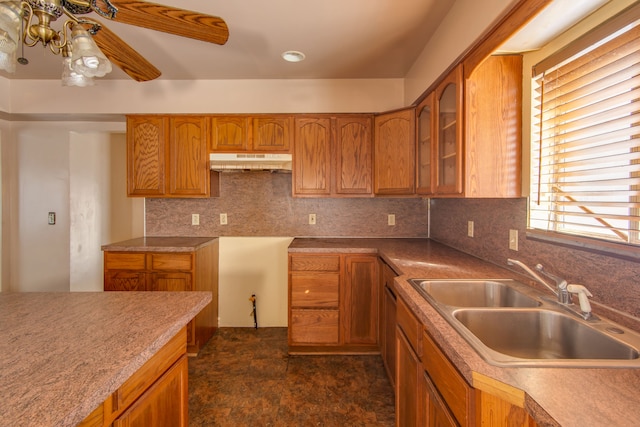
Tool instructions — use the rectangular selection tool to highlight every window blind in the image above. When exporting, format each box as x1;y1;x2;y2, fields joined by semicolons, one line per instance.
530;13;640;245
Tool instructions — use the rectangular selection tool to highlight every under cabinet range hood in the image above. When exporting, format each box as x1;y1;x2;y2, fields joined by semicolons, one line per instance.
209;153;292;171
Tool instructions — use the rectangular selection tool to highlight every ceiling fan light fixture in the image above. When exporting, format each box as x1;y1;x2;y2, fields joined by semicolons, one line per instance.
61;44;94;87
70;24;111;77
282;50;305;63
0;48;16;72
0;1;21;56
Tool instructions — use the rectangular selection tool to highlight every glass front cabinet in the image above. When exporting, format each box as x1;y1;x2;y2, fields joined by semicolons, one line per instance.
416;64;464;196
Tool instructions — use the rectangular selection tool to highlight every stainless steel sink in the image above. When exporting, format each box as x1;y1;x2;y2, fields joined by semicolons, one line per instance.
408;278;640;367
453;309;640;363
409;279;540;308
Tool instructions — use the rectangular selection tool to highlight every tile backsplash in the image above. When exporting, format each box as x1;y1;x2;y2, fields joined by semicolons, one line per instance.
429;197;640;323
145;171;429;238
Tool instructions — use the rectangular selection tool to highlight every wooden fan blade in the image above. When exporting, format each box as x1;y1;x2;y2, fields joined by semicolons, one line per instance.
100;0;229;45
89;23;162;82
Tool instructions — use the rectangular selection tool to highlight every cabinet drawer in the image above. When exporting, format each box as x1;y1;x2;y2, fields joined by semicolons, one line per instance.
423;329;475;426
291;273;339;308
150;253;193;271
397;297;422;358
290;309;339;344
115;327;187;414
290;255;340;272
105;253;146;270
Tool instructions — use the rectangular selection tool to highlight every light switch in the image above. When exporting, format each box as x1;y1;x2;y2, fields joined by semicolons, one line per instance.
192;214;200;226
48;212;56;225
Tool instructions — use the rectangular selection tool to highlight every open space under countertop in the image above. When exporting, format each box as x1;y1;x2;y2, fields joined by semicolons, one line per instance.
0;291;211;427
289;238;640;427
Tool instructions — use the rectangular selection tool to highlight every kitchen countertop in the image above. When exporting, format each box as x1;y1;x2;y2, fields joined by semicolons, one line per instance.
290;238;640;426
0;291;211;427
101;236;218;252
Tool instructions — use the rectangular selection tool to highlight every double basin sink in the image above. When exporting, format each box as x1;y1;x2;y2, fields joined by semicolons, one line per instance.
409;278;640;367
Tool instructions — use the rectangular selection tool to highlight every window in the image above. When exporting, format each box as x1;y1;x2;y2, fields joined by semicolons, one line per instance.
530;6;640;247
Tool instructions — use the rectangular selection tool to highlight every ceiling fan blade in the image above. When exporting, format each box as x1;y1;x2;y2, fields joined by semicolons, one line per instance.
89;23;162;82
99;0;229;45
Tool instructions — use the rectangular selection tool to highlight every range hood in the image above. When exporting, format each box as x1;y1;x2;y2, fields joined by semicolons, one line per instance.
209;153;292;171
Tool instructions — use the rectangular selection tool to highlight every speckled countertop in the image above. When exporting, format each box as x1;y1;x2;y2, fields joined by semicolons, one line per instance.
290;238;640;427
0;291;211;427
101;236;218;252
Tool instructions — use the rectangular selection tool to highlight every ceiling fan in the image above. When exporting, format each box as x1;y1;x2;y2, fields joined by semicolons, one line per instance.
0;0;229;83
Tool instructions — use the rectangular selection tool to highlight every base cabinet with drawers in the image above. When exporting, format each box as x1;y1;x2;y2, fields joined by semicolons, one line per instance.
288;252;379;353
103;241;219;355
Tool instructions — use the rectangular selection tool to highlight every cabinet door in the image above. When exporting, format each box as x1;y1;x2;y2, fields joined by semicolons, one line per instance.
435;65;464;195
127;116;167;197
396;327;421;427
416;93;436;195
210;116;250;151
383;285;397;387
104;271;147;291
149;272;192;291
168;116;209;197
423;372;458;427
252;116;292;152
335;116;373;195
374;109;416;195
293;117;332;196
344;255;379;344
114;355;188;427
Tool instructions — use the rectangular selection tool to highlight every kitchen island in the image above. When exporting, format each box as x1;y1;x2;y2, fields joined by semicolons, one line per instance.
289;238;640;426
0;291;211;427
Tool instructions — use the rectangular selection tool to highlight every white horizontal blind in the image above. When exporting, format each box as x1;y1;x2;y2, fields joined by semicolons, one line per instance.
530;17;640;245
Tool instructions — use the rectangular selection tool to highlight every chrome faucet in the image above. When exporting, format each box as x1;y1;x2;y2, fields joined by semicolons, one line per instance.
506;259;595;320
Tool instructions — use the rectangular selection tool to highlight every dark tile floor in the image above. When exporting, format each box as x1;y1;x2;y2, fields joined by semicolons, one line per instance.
188;327;396;426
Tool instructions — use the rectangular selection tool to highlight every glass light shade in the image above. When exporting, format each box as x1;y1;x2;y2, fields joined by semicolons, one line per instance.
61;56;94;87
0;47;16;72
0;1;22;56
70;24;111;78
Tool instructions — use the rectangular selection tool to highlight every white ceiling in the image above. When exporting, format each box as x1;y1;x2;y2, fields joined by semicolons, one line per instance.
1;0;457;81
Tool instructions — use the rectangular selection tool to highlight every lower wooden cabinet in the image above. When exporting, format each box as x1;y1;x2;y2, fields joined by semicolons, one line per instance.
380;261;398;388
114;355;188;427
288;252;379;353
103;242;219;355
79;327;188;427
394;294;540;427
396;325;422;427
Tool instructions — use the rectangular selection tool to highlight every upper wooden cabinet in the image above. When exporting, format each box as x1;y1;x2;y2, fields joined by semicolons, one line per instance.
435;65;464;195
252;115;293;152
416;92;435;195
209;116;250;151
374;108;416;195
293;115;373;197
416;57;522;198
464;55;522;197
127;115;210;198
168;116;210;197
208;115;293;153
127;116;168;197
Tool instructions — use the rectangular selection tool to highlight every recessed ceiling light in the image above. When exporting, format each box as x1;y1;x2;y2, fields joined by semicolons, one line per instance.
281;50;306;63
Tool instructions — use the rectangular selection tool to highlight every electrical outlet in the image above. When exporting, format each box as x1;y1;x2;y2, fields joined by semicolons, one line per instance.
191;214;200;226
467;221;474;237
220;213;228;225
388;214;396;226
309;213;316;225
509;229;519;251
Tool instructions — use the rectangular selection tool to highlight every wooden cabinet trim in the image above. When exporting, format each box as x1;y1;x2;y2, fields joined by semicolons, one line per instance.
290;255;341;272
397;297;423;359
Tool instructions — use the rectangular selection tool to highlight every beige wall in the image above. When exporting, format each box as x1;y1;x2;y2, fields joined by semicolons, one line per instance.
2;121;144;292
